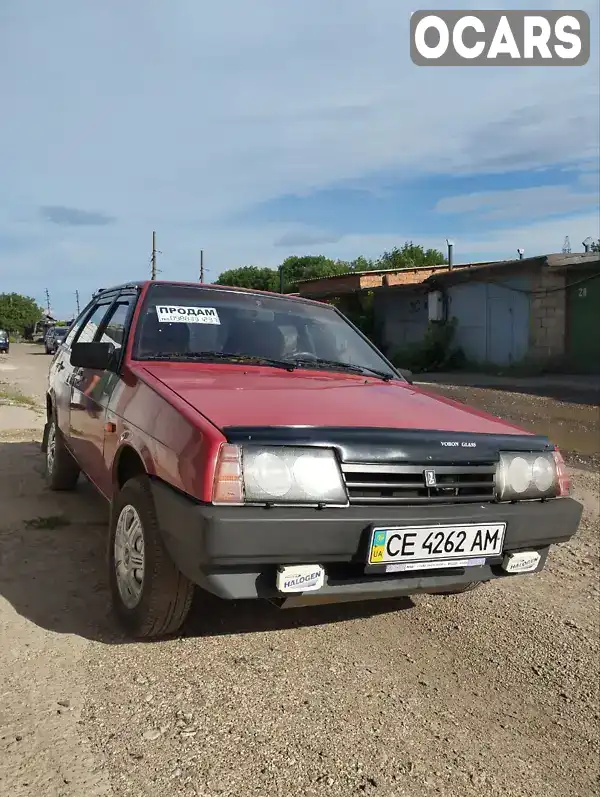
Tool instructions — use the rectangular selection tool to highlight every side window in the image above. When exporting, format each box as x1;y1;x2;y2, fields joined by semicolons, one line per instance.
65;311;90;347
96;299;134;349
74;303;113;345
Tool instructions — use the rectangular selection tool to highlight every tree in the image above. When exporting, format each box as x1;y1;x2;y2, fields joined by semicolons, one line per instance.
373;241;447;270
215;266;279;292
591;239;600;253
348;255;375;271
213;241;449;294
215;256;351;293
278;255;348;290
0;293;44;336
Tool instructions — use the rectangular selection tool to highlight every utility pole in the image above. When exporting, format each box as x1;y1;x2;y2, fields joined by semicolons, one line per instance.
200;249;205;282
75;290;80;315
45;289;51;315
151;231;157;280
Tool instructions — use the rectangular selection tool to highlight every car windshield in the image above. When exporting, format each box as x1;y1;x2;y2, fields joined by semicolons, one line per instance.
55;329;67;338
133;284;398;379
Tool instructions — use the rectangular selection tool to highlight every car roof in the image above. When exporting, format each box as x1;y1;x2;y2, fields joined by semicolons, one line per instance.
92;280;326;308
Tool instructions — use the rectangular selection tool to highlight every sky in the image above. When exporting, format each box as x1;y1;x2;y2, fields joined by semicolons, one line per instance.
0;0;598;319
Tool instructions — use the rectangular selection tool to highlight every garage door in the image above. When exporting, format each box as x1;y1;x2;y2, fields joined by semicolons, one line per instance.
567;271;600;373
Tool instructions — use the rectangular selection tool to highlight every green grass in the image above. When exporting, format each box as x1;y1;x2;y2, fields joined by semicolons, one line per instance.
0;387;38;409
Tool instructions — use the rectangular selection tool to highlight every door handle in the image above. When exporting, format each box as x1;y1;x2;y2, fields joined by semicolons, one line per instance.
56;361;65;372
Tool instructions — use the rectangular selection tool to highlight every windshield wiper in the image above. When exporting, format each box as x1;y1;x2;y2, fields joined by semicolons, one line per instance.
291;357;394;382
141;351;295;371
141;351;395;381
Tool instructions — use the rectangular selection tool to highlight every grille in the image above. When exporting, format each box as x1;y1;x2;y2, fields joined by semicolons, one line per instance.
341;462;497;505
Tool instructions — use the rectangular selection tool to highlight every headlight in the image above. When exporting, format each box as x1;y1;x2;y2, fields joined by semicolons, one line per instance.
497;451;564;501
212;444;348;506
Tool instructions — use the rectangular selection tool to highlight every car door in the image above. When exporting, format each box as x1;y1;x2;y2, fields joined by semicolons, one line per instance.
69;293;137;496
50;307;96;439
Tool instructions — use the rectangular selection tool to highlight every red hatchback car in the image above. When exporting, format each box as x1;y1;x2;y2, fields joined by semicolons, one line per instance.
43;281;582;638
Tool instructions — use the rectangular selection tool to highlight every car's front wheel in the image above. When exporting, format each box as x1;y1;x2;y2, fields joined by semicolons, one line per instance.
108;476;195;639
45;415;81;490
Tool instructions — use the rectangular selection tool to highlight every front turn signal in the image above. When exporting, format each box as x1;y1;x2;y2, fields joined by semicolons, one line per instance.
552;449;571;496
212;444;244;504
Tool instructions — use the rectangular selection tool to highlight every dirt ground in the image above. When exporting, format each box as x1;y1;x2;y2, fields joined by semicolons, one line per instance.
0;343;598;797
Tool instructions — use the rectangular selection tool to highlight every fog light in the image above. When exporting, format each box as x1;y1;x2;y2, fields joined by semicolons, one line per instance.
502;551;541;574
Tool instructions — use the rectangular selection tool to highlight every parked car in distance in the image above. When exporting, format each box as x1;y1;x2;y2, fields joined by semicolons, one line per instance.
0;329;9;354
43;280;583;639
43;326;56;351
45;326;68;354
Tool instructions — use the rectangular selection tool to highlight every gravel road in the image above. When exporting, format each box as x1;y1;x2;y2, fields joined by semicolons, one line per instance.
1;344;598;797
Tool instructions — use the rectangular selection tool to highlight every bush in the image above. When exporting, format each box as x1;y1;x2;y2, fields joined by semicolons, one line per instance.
343;291;379;344
391;318;464;373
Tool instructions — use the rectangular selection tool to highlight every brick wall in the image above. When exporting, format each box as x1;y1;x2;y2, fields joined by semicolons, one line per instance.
529;269;566;361
299;274;362;296
299;266;455;297
368;267;445;288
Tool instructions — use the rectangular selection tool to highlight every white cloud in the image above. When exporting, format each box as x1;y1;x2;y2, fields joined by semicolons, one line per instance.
273;226;341;248
435;184;599;220
310;211;600;262
0;0;598;315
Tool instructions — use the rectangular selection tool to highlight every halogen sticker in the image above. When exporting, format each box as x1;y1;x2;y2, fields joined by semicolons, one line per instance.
276;565;325;593
156;305;220;324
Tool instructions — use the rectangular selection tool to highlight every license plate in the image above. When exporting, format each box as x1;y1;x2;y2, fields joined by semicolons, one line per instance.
368;523;506;566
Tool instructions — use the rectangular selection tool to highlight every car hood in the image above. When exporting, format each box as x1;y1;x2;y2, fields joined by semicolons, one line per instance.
139;363;529;436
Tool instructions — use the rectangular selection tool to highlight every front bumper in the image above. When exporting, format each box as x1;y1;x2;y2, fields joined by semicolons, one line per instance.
150;479;583;602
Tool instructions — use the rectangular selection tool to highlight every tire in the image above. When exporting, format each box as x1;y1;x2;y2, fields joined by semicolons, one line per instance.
45;415;80;490
108;476;195;639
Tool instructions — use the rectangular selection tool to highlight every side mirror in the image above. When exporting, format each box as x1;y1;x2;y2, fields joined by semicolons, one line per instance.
398;368;414;384
71;341;116;371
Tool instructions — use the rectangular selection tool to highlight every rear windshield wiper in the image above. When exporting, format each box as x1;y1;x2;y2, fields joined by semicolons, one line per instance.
140;351;295;371
291;357;394;382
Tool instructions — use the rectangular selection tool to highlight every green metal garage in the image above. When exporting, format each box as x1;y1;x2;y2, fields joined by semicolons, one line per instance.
566;266;600;374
